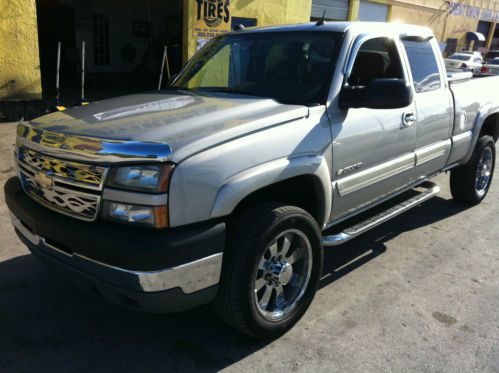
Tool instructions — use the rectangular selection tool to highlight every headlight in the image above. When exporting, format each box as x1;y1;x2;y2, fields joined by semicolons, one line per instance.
102;202;169;228
106;163;175;193
103;163;174;228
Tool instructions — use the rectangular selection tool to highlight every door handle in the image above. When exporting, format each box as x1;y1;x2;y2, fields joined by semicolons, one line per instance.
402;111;416;127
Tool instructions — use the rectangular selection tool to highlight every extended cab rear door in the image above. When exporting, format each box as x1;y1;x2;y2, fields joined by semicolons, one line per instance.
400;37;453;179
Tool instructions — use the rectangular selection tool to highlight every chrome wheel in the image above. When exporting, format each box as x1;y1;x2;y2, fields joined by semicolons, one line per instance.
253;229;313;321
475;147;493;196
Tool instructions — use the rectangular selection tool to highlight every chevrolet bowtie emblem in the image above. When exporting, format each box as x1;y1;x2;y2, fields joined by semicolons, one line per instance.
33;172;54;189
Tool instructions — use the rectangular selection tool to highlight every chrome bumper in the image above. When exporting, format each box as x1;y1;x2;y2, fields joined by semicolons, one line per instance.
11;213;223;294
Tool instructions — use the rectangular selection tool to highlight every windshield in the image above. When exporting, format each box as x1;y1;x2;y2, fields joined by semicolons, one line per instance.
489;59;499;65
173;32;343;106
448;54;471;61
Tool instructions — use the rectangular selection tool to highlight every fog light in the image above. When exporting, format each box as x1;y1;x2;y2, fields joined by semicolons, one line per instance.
102;201;168;228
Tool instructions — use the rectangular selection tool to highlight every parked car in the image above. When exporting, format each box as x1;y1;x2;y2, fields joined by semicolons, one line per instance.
5;22;499;339
484;50;499;63
445;53;483;73
457;50;483;59
478;57;499;76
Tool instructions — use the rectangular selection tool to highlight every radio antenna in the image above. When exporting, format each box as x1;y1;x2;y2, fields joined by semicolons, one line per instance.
316;10;327;26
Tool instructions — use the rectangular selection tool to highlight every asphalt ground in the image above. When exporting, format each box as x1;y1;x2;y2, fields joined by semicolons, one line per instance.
0;121;498;372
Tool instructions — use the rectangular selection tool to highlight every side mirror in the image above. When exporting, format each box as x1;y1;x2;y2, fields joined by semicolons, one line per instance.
339;78;413;110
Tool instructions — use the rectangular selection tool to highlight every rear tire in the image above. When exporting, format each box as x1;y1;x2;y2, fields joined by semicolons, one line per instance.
450;135;495;205
215;203;323;339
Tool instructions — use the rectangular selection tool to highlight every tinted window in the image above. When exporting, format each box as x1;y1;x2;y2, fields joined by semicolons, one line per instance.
485;51;499;62
448;54;471;61
173;32;342;106
403;40;441;93
348;37;403;87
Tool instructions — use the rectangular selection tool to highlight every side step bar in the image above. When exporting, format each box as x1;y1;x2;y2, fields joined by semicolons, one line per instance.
323;181;440;247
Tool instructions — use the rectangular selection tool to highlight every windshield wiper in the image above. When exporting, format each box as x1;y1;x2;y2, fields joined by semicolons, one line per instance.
187;87;269;98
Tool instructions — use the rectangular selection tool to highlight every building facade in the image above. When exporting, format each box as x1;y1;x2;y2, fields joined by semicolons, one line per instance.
311;0;499;53
0;0;498;118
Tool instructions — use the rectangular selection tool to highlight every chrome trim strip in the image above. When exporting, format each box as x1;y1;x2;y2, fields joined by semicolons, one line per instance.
17;122;172;164
335;153;415;196
78;252;223;294
323;181;440;246
10;214;222;294
447;131;473;165
452;131;473;143
102;188;168;206
415;140;450;166
10;212;40;245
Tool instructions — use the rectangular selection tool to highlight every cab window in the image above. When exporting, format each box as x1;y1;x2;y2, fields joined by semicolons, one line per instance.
348;37;404;87
402;40;441;93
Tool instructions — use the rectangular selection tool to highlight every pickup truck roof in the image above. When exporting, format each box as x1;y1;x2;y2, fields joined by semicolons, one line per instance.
227;21;434;38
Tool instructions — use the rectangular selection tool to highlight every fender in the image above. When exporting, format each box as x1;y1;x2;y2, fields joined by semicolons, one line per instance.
463;103;499;164
210;154;332;228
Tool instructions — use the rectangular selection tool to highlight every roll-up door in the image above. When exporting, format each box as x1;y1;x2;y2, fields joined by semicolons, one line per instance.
311;0;350;21
358;0;388;22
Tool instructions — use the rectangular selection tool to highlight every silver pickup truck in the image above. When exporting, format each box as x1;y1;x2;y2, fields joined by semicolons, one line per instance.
5;22;498;338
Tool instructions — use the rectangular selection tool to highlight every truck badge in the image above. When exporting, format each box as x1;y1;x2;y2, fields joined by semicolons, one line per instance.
337;162;363;176
33;172;54;189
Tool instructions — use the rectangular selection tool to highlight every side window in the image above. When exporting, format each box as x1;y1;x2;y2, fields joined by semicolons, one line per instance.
348;37;403;87
402;40;441;93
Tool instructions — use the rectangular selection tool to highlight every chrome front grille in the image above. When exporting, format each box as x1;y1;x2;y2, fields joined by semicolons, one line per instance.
19;148;106;190
17;147;108;221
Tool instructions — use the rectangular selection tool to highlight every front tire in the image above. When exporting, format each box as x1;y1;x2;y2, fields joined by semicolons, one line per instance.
215;203;323;339
450;135;495;205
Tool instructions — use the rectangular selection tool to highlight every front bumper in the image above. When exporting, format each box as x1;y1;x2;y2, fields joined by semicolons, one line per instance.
5;177;225;313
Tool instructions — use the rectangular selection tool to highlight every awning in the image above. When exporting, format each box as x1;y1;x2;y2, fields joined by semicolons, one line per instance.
466;32;486;42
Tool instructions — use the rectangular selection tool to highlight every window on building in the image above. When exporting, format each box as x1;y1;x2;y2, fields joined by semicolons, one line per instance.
348;37;404;87
93;13;110;66
445;38;458;56
402;40;441;93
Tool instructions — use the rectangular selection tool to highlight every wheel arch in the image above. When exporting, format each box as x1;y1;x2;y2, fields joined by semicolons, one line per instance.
210;155;332;229
463;106;499;163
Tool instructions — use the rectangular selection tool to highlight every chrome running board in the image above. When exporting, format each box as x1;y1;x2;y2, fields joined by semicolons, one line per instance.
323;181;440;247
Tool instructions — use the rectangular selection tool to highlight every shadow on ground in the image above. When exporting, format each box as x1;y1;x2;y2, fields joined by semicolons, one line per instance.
0;196;469;371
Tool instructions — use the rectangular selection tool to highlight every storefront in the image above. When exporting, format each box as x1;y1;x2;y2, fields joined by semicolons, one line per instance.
0;0;312;119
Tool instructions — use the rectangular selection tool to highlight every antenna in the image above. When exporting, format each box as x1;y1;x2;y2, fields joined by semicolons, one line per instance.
316;9;327;26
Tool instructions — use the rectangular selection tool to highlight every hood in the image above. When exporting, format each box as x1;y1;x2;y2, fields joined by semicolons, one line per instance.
29;91;309;162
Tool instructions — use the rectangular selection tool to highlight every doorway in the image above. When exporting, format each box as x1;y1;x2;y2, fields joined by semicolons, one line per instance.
35;0;183;106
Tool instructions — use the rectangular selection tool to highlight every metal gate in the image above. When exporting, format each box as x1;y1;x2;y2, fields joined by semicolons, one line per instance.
358;0;388;22
311;0;350;21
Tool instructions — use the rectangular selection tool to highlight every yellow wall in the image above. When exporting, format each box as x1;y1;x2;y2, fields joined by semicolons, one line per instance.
390;0;448;40
0;0;42;100
183;0;313;61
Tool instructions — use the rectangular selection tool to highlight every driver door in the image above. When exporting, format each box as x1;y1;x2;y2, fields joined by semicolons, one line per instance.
329;36;417;220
